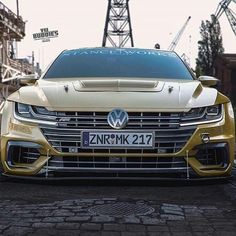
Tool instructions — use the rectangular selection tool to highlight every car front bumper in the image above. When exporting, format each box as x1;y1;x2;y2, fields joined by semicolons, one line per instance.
1;102;235;179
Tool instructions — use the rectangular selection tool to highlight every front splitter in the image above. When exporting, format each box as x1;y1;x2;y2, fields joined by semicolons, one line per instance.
2;173;232;183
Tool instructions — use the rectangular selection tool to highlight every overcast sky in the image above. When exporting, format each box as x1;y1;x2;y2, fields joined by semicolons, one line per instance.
2;0;236;71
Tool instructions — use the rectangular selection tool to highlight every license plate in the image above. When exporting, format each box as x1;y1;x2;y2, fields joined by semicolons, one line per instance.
81;131;154;149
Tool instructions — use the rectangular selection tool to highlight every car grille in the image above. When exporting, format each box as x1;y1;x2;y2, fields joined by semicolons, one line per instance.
53;111;181;129
40;111;196;154
46;156;188;171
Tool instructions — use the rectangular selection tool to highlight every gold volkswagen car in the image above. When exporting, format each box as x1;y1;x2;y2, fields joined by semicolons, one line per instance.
0;47;235;180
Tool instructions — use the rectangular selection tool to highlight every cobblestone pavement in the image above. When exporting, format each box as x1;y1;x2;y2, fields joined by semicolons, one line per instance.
1;176;236;235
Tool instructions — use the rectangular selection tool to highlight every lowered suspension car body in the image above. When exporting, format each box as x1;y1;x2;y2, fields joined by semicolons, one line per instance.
0;47;235;179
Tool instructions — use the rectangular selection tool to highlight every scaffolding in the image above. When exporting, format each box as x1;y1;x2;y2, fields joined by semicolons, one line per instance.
0;1;34;100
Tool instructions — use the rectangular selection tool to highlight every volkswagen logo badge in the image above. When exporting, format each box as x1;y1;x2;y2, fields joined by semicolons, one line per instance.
107;109;129;129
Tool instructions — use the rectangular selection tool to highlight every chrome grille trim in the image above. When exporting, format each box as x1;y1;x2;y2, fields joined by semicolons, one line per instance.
55;113;180;129
36;111;182;129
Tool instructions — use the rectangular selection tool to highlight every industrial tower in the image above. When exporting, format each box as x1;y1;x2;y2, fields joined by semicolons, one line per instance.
102;0;134;48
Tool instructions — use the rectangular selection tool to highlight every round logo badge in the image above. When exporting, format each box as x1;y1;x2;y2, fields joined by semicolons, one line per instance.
107;109;129;129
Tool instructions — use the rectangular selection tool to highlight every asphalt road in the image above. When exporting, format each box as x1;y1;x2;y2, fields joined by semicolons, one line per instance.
1;171;236;235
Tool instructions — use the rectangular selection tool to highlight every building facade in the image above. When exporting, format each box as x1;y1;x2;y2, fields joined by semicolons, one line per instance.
214;54;236;106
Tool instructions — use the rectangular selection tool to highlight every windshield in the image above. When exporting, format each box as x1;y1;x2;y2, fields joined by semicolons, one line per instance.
44;48;193;80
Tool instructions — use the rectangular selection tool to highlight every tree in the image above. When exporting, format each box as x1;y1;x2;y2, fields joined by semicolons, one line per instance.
196;14;224;76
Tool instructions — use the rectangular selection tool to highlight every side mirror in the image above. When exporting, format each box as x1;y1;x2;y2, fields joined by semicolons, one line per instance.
17;74;39;85
198;76;220;87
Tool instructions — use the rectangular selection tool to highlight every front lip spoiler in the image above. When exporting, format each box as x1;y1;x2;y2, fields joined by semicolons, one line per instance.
2;173;232;182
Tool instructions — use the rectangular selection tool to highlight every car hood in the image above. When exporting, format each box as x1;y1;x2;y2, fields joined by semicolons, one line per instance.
8;78;219;111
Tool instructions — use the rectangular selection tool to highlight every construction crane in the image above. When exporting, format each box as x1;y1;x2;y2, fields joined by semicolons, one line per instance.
168;16;191;51
215;0;236;36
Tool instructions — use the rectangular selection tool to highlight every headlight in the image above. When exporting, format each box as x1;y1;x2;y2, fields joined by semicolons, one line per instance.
181;104;223;126
206;105;220;117
14;103;57;123
34;106;57;116
182;107;205;120
16;103;32;118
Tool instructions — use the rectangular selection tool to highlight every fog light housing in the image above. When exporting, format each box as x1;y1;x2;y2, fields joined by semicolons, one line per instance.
7;141;41;167
194;143;229;167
